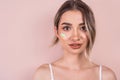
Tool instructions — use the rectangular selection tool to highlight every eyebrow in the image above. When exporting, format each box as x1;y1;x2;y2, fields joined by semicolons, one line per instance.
61;22;85;26
61;22;72;26
79;22;85;26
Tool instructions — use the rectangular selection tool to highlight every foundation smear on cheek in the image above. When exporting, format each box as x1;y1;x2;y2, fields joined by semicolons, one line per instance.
60;33;71;39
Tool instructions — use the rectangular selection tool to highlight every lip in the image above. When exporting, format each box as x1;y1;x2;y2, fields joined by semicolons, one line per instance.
69;43;82;49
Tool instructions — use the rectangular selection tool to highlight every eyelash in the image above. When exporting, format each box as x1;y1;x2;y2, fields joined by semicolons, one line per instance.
80;26;87;32
62;26;71;31
62;26;87;32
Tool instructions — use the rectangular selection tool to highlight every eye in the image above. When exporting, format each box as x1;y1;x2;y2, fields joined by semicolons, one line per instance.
62;26;71;31
80;26;87;32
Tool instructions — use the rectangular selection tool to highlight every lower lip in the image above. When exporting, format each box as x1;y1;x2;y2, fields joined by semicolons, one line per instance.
69;44;81;49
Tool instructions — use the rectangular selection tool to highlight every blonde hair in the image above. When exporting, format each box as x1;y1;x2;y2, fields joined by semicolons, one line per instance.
52;0;96;55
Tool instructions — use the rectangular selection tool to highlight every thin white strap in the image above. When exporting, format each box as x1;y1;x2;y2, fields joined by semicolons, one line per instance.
49;64;54;80
99;65;102;80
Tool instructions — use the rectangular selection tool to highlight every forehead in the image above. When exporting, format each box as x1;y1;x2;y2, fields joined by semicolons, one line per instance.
59;10;84;24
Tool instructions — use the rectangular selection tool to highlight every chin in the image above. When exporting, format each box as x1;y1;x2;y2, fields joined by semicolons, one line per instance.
71;50;84;55
65;48;85;55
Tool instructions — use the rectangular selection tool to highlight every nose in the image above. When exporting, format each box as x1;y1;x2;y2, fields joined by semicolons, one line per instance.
71;30;80;42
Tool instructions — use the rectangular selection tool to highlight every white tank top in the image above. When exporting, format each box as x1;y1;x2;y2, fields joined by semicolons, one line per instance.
49;64;102;80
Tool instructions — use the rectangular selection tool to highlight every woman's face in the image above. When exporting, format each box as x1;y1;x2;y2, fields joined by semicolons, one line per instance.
55;10;88;54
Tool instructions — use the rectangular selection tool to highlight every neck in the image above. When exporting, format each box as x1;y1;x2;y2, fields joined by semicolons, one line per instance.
59;50;92;70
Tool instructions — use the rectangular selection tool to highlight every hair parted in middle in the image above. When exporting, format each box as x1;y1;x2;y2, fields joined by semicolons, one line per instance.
53;0;96;55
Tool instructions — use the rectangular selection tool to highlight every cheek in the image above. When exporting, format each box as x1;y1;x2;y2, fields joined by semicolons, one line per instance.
78;32;88;43
60;32;71;40
82;34;87;39
79;31;88;39
83;35;89;44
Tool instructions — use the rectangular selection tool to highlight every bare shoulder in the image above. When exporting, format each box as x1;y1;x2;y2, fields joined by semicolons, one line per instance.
102;65;117;80
33;64;50;80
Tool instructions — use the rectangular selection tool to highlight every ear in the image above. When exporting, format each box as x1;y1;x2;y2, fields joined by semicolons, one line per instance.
54;26;59;38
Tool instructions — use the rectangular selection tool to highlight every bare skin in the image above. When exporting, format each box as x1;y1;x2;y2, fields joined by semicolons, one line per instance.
33;10;117;80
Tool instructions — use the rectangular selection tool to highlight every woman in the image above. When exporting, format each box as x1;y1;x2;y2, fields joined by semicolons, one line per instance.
33;0;117;80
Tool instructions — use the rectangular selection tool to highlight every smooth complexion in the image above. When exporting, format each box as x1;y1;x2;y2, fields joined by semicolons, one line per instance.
33;10;117;80
53;10;98;80
56;10;88;56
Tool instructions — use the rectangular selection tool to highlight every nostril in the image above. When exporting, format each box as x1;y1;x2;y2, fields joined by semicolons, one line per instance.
71;36;80;41
71;30;80;41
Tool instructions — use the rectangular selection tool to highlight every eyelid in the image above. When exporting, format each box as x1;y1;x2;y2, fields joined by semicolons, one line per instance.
80;24;85;27
80;25;87;32
62;26;71;31
62;25;71;28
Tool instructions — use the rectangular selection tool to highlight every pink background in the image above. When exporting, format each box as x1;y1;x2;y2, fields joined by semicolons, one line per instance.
0;0;119;80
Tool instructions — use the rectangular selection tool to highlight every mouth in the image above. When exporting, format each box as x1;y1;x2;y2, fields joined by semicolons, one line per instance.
69;43;82;49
